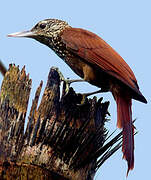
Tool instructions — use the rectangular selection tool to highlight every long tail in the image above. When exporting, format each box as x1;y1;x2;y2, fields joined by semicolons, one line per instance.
115;94;134;176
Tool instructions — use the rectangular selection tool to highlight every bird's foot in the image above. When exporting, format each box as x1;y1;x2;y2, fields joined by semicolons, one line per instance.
52;67;85;97
66;78;85;85
61;77;85;94
78;89;104;106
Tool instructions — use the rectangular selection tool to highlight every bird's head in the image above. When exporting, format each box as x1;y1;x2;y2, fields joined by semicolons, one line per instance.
8;19;69;46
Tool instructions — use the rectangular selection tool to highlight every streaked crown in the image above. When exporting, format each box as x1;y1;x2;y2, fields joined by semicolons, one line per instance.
31;19;69;37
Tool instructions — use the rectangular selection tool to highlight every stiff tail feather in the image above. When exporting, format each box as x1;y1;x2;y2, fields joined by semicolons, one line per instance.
115;94;134;176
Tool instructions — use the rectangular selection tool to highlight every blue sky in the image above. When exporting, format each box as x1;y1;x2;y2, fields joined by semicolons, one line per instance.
0;1;150;179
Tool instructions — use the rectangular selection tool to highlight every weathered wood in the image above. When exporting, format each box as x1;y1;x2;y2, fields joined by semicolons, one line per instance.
0;64;122;180
0;64;31;162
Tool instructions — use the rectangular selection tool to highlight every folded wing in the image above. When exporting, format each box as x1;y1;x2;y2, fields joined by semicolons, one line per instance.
61;28;146;103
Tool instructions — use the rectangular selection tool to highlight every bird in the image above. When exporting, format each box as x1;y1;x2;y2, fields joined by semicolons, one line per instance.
8;19;147;175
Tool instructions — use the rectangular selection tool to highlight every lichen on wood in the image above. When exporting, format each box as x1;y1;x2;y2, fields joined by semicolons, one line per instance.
0;64;122;180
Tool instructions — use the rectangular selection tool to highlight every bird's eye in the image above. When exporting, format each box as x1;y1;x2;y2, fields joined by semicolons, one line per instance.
40;23;46;29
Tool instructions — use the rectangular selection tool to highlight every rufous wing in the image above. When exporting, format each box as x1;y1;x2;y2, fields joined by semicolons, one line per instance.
61;28;145;101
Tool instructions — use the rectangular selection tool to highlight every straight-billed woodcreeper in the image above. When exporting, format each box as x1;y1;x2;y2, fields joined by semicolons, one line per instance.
8;19;147;175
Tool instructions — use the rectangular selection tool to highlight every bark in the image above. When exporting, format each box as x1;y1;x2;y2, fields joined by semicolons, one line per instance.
0;64;121;180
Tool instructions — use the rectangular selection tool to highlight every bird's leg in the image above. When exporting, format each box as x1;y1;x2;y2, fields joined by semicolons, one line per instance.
62;78;85;94
55;67;85;94
78;88;106;105
82;89;105;97
66;79;85;84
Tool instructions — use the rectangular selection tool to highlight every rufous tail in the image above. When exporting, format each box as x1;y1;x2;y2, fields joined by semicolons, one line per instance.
115;94;134;176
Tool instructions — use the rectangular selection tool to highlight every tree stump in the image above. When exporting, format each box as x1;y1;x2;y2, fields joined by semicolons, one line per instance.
0;64;122;180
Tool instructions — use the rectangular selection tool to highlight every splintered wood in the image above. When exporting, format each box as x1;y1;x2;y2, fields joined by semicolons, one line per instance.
0;64;118;180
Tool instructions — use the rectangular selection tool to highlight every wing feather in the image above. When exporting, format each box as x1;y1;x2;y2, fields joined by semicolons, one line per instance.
61;28;139;93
